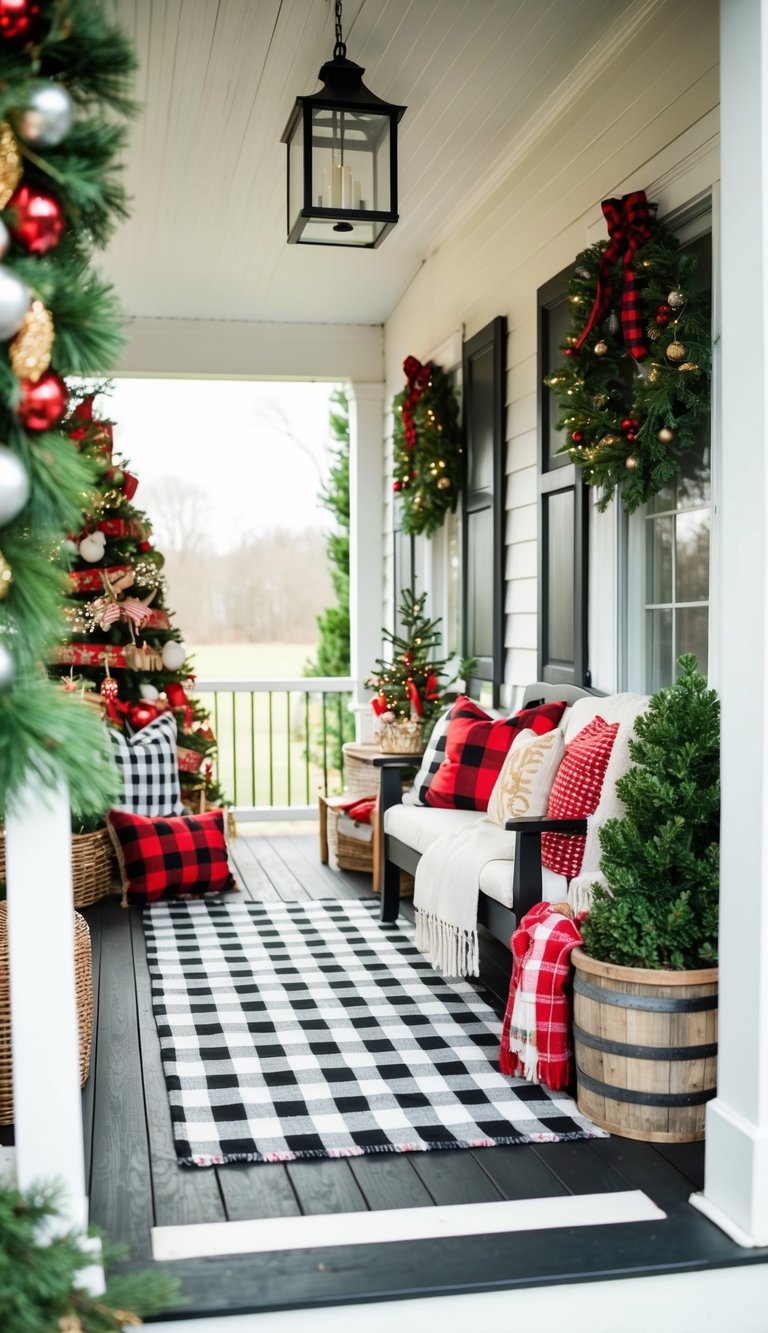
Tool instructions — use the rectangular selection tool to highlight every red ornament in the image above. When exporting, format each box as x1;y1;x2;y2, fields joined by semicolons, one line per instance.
127;701;160;731
138;539;152;553
8;184;65;255
17;370;68;431
100;676;119;702
625;430;636;442
571;430;583;444
630;418;640;429
563;346;576;357
393;480;402;493
0;0;43;43
655;304;672;326
621;418;633;431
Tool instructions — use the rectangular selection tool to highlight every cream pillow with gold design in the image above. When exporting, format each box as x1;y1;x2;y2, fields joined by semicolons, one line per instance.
485;726;565;827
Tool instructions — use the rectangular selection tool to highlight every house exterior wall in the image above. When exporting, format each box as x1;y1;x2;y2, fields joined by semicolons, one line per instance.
383;0;719;696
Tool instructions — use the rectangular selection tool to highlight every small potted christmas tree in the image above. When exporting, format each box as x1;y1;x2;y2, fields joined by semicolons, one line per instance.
572;655;720;1142
367;587;451;753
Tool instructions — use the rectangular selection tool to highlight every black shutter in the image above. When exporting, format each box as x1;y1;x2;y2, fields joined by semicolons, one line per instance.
538;270;589;687
461;317;506;705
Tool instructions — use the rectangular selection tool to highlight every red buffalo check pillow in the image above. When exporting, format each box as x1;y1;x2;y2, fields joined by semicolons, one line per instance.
540;715;620;878
107;807;236;905
423;696;567;812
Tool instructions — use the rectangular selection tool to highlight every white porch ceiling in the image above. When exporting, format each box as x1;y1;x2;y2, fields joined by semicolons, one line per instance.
105;0;641;326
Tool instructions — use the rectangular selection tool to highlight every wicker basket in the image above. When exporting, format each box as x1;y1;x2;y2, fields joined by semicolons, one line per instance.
0;902;93;1125
326;806;414;896
377;719;424;754
0;826;118;909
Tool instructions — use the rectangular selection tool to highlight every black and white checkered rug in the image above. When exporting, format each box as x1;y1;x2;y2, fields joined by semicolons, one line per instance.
143;898;604;1167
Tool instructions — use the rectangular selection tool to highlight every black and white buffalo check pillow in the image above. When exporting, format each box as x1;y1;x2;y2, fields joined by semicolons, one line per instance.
402;702;454;805
109;712;184;817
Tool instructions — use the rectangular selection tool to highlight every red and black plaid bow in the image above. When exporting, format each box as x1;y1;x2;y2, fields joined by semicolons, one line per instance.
575;190;654;360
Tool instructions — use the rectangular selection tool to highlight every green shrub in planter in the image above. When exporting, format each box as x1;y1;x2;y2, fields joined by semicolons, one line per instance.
580;655;719;971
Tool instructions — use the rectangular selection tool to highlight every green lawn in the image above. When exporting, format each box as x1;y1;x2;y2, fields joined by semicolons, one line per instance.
189;643;352;808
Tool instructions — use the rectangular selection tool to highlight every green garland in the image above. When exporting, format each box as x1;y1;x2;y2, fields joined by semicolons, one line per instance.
0;1;135;819
392;357;462;537
546;211;711;512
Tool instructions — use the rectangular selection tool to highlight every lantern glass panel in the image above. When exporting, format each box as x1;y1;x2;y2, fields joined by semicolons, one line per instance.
288;114;304;221
310;108;391;214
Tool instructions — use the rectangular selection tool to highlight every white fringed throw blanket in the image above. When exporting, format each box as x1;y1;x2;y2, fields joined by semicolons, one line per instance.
414;819;516;977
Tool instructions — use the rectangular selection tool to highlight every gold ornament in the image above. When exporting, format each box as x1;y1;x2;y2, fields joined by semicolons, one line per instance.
657;426;675;443
565;334;578;346
0;122;22;209
647;327;661;341
678;361;700;373
58;1316;85;1333
594;340;608;356
437;476;451;490
9;300;54;382
666;340;686;363
0;549;11;599
648;368;660;384
625;455;638;470
599;433;620;446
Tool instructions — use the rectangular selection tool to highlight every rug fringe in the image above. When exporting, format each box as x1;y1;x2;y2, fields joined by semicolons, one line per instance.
416;908;479;978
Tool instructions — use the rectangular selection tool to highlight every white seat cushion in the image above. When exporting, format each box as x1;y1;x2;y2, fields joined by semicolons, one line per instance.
479;857;568;910
384;804;484;855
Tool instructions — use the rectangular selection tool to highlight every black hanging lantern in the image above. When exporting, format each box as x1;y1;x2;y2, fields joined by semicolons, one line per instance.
281;0;406;248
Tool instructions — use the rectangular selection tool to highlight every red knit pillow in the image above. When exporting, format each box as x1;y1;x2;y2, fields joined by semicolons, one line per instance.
540;715;619;879
107;808;236;905
424;697;567;812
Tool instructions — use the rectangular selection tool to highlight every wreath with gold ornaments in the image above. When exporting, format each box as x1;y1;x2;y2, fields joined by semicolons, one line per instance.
392;356;462;537
546;191;711;512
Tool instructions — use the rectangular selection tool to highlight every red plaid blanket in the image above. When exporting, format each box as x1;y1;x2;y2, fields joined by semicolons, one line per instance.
499;902;583;1091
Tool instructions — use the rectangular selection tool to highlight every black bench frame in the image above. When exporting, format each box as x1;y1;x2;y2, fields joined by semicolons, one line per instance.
374;682;594;947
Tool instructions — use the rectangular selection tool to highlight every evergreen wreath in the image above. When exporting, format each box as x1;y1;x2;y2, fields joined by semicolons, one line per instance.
392;355;462;537
546;191;711;512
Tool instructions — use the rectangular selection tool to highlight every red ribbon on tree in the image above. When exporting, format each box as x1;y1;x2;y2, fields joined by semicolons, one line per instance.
401;355;432;452
406;677;423;716
574;191;654;360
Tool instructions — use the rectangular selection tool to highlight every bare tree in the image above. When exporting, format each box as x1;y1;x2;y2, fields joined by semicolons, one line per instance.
142;476;211;555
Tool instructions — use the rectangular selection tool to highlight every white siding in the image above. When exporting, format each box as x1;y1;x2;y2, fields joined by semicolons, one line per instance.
383;0;719;692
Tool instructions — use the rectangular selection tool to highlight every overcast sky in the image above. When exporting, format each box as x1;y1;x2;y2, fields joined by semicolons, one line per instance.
96;378;338;553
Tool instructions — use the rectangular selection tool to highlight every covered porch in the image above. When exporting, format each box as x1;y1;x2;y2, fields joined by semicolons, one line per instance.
4;0;768;1325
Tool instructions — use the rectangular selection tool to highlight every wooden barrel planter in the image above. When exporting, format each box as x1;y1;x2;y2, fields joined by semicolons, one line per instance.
571;948;718;1143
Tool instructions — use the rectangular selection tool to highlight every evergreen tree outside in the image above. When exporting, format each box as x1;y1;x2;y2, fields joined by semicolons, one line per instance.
305;386;353;774
581;655;720;971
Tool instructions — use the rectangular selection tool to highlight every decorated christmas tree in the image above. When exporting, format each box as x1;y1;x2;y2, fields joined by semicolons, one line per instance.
50;392;225;812
0;0;136;821
367;587;452;731
392;356;462;537
581;656;720;971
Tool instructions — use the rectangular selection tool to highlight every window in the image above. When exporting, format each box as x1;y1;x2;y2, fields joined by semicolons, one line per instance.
626;226;712;690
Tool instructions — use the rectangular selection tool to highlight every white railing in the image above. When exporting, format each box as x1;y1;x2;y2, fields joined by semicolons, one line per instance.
194;677;355;821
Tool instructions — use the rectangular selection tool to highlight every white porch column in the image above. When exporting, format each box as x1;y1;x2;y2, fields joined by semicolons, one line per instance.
692;0;768;1247
5;778;93;1240
348;381;385;742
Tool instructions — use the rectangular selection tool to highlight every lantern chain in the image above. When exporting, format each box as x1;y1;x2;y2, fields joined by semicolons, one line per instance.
333;0;346;57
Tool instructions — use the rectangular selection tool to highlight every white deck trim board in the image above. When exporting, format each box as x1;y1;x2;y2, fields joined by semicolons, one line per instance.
151;1189;664;1261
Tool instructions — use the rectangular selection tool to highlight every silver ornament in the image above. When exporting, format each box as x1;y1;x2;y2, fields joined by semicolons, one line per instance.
607;310;619;335
0;640;14;691
16;83;75;149
667;290;684;309
575;265;590;279
0;444;29;525
0;266;29;340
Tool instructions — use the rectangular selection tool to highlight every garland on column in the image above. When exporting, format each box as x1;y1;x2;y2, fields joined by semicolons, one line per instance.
545;191;711;512
0;0;135;819
392;355;462;537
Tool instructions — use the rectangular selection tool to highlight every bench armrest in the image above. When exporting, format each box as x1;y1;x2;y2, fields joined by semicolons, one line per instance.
372;754;424;767
505;815;588;835
507;815;588;921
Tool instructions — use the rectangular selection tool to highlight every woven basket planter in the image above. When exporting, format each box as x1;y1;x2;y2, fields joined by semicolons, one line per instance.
0;902;93;1126
0;826;118;909
377;719;424;754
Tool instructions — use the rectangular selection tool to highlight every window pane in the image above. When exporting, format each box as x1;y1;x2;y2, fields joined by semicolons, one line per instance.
546;295;571;468
646;515;674;603
676;509;710;603
677;606;709;677
646;608;673;692
467;352;494;493
466;505;493;657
